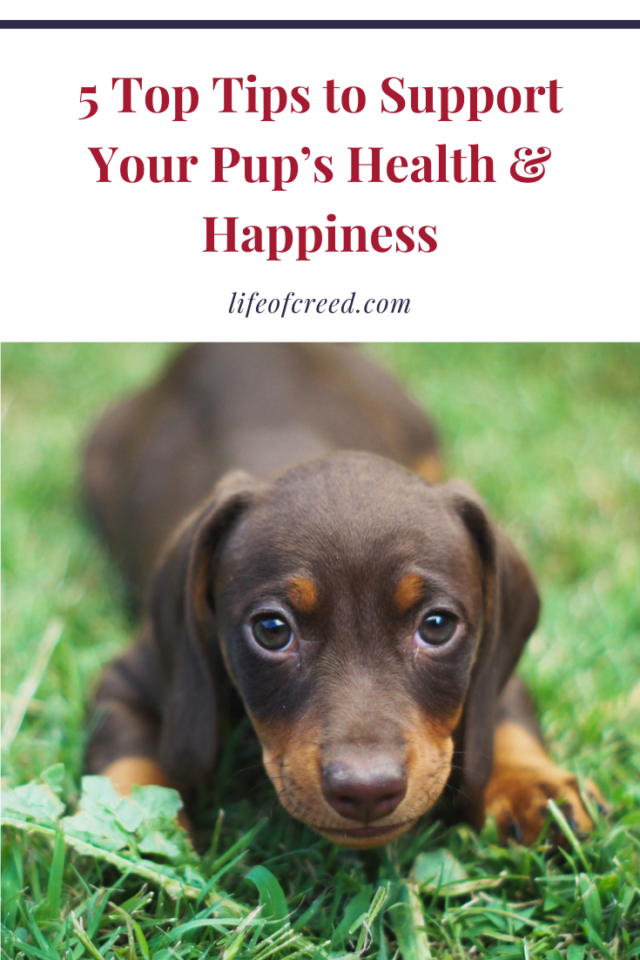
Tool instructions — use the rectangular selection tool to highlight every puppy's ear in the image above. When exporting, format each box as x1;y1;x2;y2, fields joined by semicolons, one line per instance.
149;470;260;785
447;482;541;827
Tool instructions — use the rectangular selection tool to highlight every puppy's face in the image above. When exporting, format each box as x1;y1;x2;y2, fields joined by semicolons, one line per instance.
213;454;485;847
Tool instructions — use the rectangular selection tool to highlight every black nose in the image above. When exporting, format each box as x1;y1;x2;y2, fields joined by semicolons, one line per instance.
322;757;407;823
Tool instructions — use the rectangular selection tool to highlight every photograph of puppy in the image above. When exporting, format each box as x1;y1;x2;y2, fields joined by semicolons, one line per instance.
82;343;596;847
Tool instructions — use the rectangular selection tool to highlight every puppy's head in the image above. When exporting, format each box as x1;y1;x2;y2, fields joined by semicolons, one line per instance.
151;453;539;847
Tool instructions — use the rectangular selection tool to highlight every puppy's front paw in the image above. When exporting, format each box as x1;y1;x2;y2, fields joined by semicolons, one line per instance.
101;756;195;842
485;764;600;845
484;723;605;846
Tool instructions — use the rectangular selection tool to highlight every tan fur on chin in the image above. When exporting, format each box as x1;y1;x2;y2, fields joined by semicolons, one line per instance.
255;709;456;847
314;820;419;849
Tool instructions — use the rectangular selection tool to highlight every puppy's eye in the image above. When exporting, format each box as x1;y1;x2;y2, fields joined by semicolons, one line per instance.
415;613;456;647
252;616;294;651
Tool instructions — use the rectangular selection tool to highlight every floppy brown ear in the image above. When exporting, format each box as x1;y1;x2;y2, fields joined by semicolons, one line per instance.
148;470;261;785
447;482;541;828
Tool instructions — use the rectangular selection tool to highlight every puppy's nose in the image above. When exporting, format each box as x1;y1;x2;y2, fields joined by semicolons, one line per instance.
322;758;407;823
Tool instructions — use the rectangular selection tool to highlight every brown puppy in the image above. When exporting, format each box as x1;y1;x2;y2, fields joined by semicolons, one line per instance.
84;343;594;848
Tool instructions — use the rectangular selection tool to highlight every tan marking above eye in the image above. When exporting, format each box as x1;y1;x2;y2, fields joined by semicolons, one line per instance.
288;576;318;613
395;573;425;613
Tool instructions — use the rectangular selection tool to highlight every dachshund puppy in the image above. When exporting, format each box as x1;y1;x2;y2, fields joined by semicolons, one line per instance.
84;343;595;847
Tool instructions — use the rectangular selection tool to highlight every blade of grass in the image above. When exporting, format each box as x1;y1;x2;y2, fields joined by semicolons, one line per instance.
246;865;289;928
19;898;60;959
2;619;63;753
109;902;150;959
70;912;106;960
387;883;431;960
44;829;66;921
209;817;267;873
547;799;590;872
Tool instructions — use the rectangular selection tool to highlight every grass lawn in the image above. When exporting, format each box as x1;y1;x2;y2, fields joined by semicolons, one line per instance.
2;342;639;959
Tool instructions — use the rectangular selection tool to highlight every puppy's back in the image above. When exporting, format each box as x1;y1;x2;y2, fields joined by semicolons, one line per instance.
83;343;439;607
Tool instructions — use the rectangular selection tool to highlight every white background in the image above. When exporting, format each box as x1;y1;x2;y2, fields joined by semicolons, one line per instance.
1;24;639;339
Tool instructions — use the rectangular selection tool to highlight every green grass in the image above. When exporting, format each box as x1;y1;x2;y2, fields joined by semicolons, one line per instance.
2;343;639;959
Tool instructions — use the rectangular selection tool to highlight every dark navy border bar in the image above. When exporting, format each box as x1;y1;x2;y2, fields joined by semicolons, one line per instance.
1;20;639;29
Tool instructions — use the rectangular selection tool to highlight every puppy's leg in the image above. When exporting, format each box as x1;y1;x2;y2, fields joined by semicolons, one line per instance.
484;676;601;844
85;636;190;812
86;636;195;838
